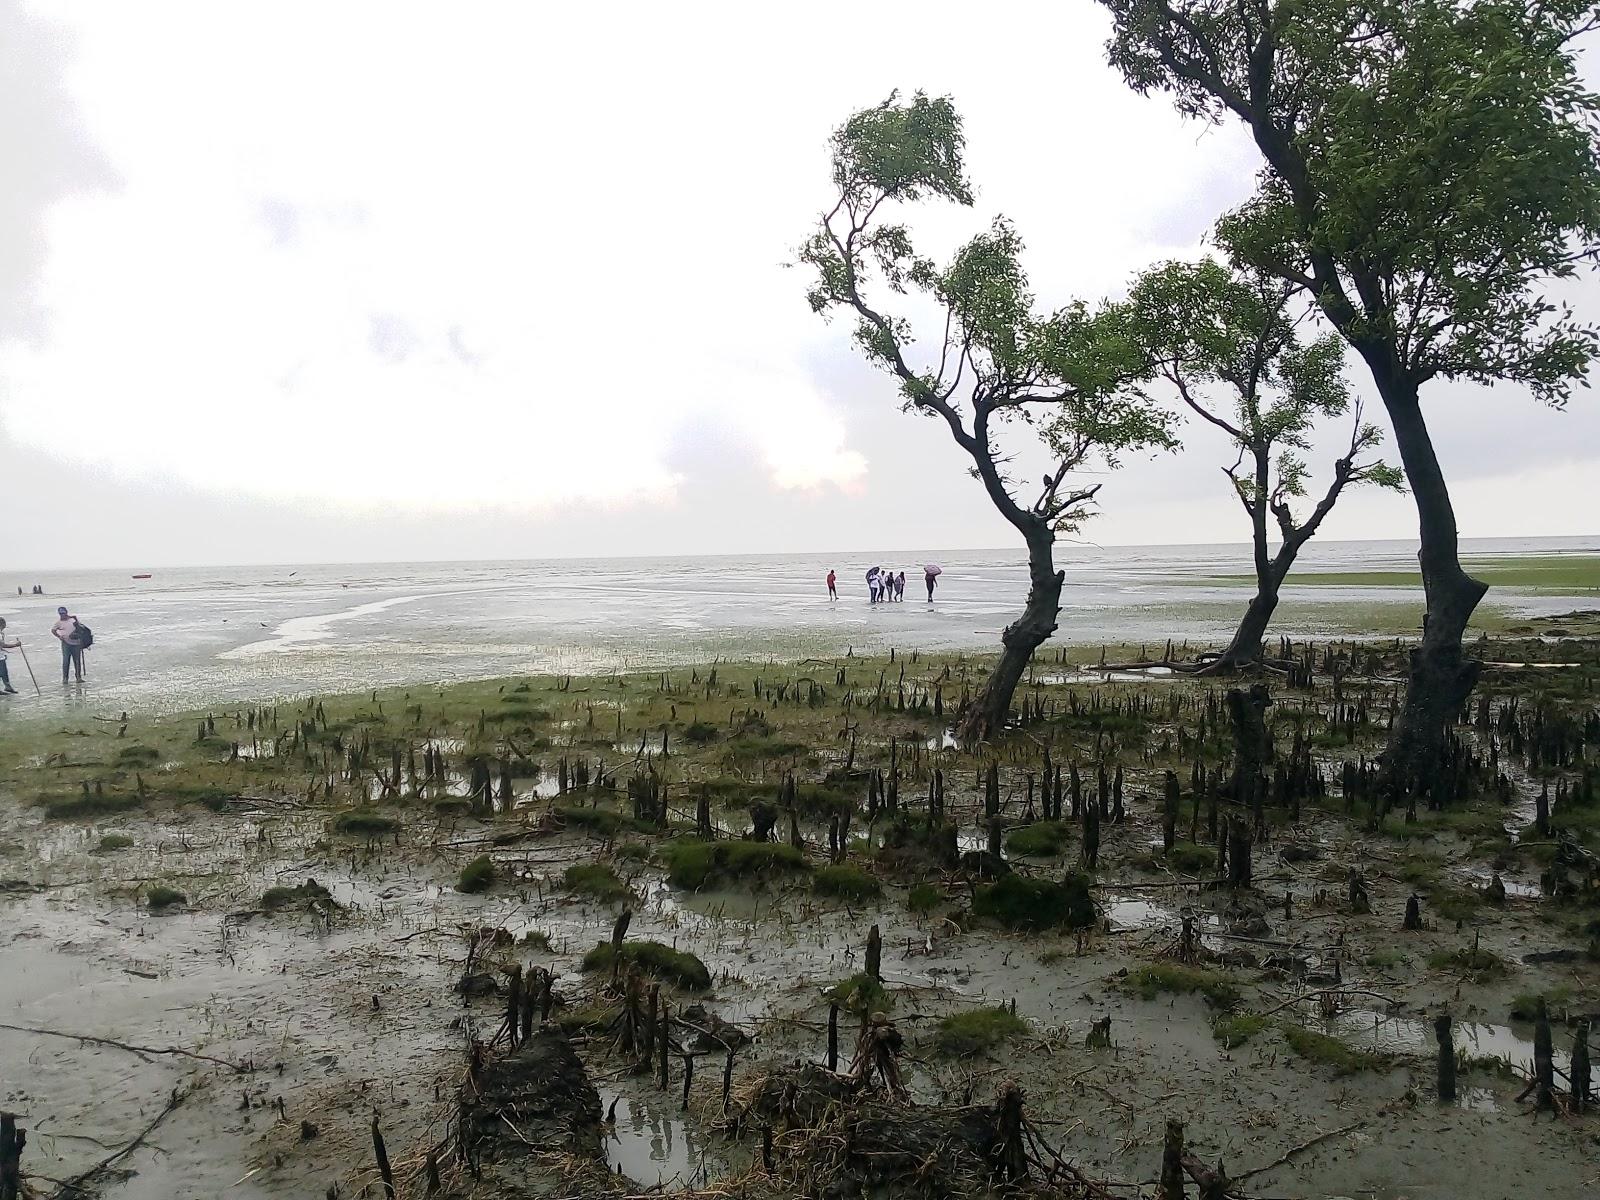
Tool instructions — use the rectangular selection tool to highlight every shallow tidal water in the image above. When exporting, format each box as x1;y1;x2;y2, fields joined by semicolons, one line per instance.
1;536;1593;718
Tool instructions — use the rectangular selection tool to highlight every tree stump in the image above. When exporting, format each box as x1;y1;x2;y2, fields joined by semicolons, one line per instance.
1159;1117;1185;1199
1226;817;1252;889
1534;998;1555;1110
1434;1012;1456;1102
0;1113;25;1200
1572;1020;1592;1113
1225;683;1273;801
1162;771;1180;852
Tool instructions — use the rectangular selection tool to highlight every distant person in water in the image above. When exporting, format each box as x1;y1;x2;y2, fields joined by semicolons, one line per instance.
0;619;19;694
52;606;85;684
925;569;938;601
826;569;837;600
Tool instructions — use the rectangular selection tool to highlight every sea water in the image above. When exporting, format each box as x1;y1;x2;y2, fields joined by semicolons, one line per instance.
0;536;1592;717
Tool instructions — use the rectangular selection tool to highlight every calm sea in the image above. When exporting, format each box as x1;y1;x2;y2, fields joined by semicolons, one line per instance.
1;536;1594;717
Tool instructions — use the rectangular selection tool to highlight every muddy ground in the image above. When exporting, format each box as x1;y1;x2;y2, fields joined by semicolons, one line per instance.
1;629;1598;1199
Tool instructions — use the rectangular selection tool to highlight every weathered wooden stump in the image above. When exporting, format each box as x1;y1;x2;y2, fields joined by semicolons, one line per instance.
1435;1012;1456;1101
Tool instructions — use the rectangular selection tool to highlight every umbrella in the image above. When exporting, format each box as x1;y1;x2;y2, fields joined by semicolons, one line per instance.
866;566;881;579
923;563;943;576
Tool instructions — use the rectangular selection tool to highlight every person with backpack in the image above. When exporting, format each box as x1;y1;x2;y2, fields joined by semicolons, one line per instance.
0;618;19;694
52;606;90;684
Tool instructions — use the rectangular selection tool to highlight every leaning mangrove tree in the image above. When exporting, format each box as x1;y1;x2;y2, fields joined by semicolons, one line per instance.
1119;258;1402;670
1097;0;1600;794
800;93;1172;742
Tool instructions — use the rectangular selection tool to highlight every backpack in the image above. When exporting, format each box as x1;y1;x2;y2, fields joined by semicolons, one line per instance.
75;621;94;650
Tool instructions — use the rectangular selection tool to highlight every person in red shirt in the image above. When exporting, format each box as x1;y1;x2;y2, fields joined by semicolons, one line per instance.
826;569;837;601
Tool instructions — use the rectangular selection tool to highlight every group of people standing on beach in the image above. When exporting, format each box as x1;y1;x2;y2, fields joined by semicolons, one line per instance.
825;565;940;603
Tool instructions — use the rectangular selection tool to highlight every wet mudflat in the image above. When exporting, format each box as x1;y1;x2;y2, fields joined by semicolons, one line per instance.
1;629;1597;1198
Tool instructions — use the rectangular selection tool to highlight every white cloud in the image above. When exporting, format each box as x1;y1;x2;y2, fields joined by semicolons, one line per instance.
0;1;1254;523
2;0;1590;568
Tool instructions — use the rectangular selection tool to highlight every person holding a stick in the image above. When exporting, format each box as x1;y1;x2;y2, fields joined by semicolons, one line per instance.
52;606;86;685
0;618;19;694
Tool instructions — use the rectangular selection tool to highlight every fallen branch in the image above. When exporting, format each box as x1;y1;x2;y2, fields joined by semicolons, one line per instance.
1233;1120;1366;1182
51;1085;187;1198
0;1021;250;1073
1256;989;1399;1018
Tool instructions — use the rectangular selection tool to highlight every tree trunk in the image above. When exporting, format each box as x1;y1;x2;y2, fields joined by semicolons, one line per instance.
955;529;1062;743
1208;452;1293;672
1211;584;1281;671
1372;376;1486;795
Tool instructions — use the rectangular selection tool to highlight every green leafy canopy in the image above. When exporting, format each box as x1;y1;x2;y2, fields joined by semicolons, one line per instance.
799;92;1175;536
1100;0;1600;404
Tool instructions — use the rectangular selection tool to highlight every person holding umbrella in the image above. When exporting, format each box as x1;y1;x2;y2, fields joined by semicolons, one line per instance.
924;563;942;601
866;565;882;604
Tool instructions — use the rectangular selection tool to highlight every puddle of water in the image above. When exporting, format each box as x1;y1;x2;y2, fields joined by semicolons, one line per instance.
1106;898;1168;932
1322;1009;1571;1079
956;830;990;854
1461;867;1540;899
599;1088;720;1189
1036;667;1175;684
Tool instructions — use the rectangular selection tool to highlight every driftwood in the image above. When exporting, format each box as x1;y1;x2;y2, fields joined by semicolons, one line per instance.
50;1086;186;1199
0;1022;248;1073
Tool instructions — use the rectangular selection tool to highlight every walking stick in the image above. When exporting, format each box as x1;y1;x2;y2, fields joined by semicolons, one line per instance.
16;643;41;696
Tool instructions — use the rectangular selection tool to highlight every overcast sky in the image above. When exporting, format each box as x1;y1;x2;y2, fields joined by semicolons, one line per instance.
2;0;1597;570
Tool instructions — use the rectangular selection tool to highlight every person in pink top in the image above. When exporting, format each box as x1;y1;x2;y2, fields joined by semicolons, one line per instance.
52;606;84;684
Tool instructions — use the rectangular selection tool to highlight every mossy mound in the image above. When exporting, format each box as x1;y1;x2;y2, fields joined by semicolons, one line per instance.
1005;821;1071;857
813;864;882;901
1427;944;1507;981
582;940;711;990
1162;841;1216;874
562;863;630;902
935;1006;1029;1055
1211;1013;1267;1049
1123;963;1240;1009
147;885;187;910
972;872;1095;931
875;817;959;871
457;855;496;894
1280;1023;1394;1074
825;971;891;1016
556;806;654;837
660;839;809;889
333;810;399;837
907;883;942;913
261;878;336;912
95;833;134;853
39;792;143;821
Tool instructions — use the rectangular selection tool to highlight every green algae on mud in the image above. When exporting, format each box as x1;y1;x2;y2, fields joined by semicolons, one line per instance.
1207;553;1600;593
582;940;711;990
0;638;1597;1198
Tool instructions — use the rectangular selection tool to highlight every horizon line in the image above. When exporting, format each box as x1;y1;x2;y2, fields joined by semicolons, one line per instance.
7;532;1598;577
